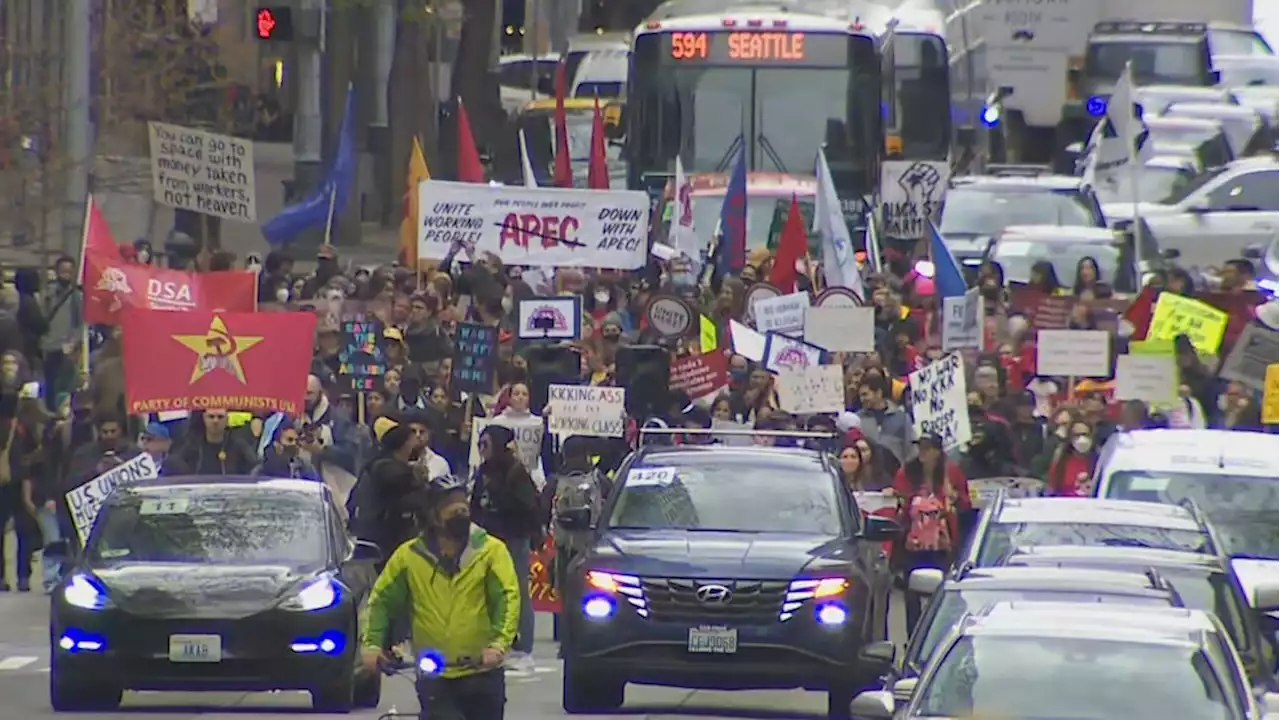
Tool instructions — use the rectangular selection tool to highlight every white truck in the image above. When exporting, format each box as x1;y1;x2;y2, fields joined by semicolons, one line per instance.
943;0;1256;167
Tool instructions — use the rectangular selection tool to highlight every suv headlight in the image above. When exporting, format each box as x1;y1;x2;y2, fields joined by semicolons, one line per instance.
63;574;109;611
281;576;341;612
780;577;849;622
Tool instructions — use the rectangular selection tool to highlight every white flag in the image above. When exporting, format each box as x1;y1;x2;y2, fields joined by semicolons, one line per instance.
518;129;538;188
816;148;864;300
670;156;701;272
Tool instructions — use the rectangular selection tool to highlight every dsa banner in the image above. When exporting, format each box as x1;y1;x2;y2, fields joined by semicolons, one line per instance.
417;181;650;270
84;253;257;325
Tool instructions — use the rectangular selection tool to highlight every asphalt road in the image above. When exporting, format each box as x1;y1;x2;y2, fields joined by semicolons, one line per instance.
0;569;908;720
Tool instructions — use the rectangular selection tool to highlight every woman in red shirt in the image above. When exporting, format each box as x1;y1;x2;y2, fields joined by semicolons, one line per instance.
1047;419;1100;496
890;434;971;636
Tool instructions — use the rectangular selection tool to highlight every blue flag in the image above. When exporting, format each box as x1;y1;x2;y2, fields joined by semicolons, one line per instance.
928;221;968;299
262;86;357;246
714;140;748;280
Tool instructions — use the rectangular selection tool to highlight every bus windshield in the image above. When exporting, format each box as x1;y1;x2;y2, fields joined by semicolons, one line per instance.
628;30;880;196
887;33;951;160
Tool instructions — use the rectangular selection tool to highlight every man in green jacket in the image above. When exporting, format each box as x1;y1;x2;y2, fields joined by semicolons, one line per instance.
360;477;521;719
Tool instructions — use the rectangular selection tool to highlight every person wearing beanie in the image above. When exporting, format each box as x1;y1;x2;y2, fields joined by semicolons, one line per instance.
347;417;424;564
469;422;542;669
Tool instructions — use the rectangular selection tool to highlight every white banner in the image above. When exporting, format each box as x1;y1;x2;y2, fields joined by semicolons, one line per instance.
148;122;257;222
907;353;972;451
66;453;161;544
546;385;626;438
418;181;649;270
776;365;845;415
942;288;984;352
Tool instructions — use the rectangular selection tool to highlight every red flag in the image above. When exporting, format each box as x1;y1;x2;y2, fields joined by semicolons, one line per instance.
84;253;257;325
122;309;317;415
81;196;118;269
587;97;610;190
769;195;808;293
455;99;485;183
551;61;574;188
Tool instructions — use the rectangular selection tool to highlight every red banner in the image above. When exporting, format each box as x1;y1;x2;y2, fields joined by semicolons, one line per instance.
121;309;317;415
669;351;729;400
85;253;257;325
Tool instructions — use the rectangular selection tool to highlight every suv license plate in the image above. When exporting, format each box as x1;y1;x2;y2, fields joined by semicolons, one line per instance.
687;627;737;654
168;634;222;663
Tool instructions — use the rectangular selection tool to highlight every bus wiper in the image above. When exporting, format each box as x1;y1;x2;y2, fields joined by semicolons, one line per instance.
714;134;743;173
757;133;787;173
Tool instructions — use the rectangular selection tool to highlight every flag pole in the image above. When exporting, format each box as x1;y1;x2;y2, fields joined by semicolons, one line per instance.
77;195;93;384
322;184;337;246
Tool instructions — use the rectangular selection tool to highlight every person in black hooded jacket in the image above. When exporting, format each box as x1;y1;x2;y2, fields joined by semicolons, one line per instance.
12;268;47;370
347;417;422;562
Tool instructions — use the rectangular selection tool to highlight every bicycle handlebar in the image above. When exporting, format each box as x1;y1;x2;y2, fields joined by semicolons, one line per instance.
378;653;482;677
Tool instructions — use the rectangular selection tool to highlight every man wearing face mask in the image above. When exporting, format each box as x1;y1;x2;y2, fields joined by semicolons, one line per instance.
360;475;519;719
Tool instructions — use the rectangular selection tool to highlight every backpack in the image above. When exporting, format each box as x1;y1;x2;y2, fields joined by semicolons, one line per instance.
905;491;951;553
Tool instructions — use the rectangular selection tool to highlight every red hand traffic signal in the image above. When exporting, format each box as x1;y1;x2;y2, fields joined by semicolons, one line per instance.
254;7;293;41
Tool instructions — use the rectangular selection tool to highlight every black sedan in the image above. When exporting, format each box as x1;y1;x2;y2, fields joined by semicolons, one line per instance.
47;475;383;712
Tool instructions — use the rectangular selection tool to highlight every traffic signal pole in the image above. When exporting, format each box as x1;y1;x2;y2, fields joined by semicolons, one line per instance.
62;0;92;257
291;0;325;245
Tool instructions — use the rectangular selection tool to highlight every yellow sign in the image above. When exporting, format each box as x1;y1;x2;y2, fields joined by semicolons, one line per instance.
1263;364;1279;425
700;315;717;353
1128;339;1174;355
1147;294;1229;354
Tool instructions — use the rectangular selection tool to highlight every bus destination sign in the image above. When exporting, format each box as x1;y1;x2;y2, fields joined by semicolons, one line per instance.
665;31;847;66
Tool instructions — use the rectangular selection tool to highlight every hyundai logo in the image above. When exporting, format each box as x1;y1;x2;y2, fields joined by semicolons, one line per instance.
695;584;733;605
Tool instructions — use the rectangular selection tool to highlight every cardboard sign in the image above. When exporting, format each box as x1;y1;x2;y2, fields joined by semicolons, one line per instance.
468;416;545;473
942;287;984;352
452;322;498;394
762;333;825;374
148;122;257;222
907;353;971;450
753;291;810;335
1036;329;1111;378
547;384;626;438
879;160;948;239
776;365;845;414
1115;354;1177;404
1218;324;1279;392
1148;293;1229;354
804;306;875;353
67;454;161;544
670;352;729;402
645;295;695;338
516;297;581;340
337;319;386;392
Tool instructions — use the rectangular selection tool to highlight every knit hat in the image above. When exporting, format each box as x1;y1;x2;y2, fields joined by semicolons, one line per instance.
374;417;413;451
835;411;862;433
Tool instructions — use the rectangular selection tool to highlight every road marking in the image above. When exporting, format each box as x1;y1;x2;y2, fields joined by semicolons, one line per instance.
0;656;38;670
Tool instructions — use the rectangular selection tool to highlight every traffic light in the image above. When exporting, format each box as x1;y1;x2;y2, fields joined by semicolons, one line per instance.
255;6;293;40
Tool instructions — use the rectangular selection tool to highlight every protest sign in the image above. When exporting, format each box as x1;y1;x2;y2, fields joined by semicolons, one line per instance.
452;322;498;394
711;418;753;446
814;288;862;308
879;160;948;239
670;352;729;403
67;454;161;543
468;416;545;475
699;315;718;353
762;333;825;373
1218;324;1279;392
907;353;971;450
148;122;257;222
529;534;561;613
752;291;809;335
804;306;875;353
1264;364;1279;425
730;320;766;363
942;288;984;352
852;491;896;515
645;295;695;338
1035;329;1111;378
776;365;844;414
547;385;626;438
417;181;649;270
516;297;581;340
1115;354;1177;404
337;319;386;391
1148;293;1229;354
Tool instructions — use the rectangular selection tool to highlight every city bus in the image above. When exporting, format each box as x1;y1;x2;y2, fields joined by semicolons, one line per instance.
879;5;953;165
624;0;885;216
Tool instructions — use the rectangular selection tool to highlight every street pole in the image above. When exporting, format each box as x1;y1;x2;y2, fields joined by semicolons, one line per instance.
292;0;325;246
62;0;92;257
369;0;395;225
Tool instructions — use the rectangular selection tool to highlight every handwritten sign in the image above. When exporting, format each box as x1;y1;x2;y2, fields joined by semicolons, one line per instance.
452;322;498;394
879;160;948;239
1115;354;1177;404
547;385;626;438
776;366;844;415
762;333;825;374
338;319;387;391
66;454;161;544
804;306;875;353
148;122;258;222
752;291;810;335
1036;329;1111;378
669;352;729;402
907;353;971;450
1219;324;1279;393
468;416;545;474
942;288;984;352
1148;293;1229;354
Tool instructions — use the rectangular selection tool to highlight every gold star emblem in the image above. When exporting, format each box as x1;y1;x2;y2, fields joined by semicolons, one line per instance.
173;316;264;384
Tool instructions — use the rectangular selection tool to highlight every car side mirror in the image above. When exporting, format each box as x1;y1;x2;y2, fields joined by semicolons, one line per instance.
43;539;69;561
891;676;918;703
907;568;944;595
350;540;382;562
858;640;896;670
860;515;901;542
556;507;592;531
1251;582;1279;614
849;689;895;718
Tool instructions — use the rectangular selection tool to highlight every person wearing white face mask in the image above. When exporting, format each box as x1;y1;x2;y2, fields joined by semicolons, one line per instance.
1046;419;1099;497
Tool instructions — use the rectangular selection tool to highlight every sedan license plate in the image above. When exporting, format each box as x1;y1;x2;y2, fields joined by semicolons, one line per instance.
687;626;737;654
168;634;222;663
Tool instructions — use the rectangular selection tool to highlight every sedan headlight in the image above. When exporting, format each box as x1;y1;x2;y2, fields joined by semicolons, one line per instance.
281;576;341;612
63;574;109;611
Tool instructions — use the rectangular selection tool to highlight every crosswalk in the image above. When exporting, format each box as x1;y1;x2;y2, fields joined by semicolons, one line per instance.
0;655;46;672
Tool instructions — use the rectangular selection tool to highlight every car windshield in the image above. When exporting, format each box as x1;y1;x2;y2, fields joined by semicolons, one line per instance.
909;588;1171;670
1210;30;1275;57
89;491;326;567
664;194;817;253
1094;164;1196;203
939;189;1098;237
916;635;1233;719
1105;471;1279;560
608;455;842;535
1087;41;1209;85
977;522;1211;565
990;239;1120;286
